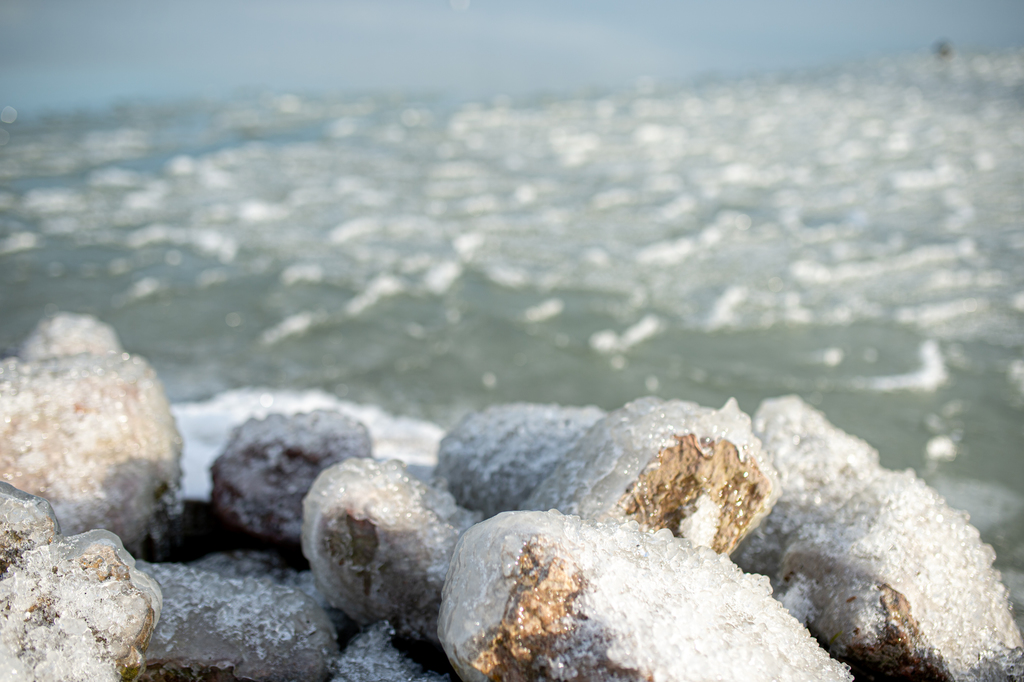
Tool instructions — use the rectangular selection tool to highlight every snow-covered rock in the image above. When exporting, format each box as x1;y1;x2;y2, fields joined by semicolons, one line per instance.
302;459;478;643
0;351;181;557
523;397;778;554
189;549;357;641
211;410;372;549
18;312;124;362
436;403;604;518
733;396;1023;681
439;509;852;682
0;483;161;682
137;561;338;682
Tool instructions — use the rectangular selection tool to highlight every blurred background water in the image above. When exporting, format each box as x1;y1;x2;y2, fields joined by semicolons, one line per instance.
1;0;1024;625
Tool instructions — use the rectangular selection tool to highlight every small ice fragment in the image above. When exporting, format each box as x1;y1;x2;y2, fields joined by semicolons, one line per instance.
438;510;852;682
302;459;479;643
523;397;778;554
211;410;372;549
435;403;604;518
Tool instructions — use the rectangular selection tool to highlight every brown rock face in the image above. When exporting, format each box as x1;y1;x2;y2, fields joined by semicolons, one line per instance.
842;583;949;682
472;540;649;682
616;434;772;553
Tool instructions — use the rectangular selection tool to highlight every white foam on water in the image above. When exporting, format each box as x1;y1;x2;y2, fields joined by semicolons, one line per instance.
589;314;664;354
853;339;948;392
523;297;565;323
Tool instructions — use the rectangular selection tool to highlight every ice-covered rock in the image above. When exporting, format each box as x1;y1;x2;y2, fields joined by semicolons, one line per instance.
18;312;124;362
302;458;479;643
523;396;778;554
439;509;852;682
211;410;372;549
137;561;338;682
733;396;1023;681
0;351;181;557
0;482;162;682
189;549;357;640
435;403;604;518
328;622;449;682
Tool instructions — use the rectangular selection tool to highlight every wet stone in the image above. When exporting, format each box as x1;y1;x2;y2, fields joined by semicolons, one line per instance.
522;397;778;554
734;396;1023;682
0;483;162;682
438;510;853;682
137;561;338;682
435;403;604;518
211;410;372;550
302;459;479;644
0;350;182;558
18;312;124;362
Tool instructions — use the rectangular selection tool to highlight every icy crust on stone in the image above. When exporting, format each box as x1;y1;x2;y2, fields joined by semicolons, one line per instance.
0;483;162;682
211;410;372;548
522;397;778;554
439;510;852;682
328;622;449;682
733;396;1023;681
137;561;338;682
18;313;124;362
0;481;61;573
435;403;605;519
189;549;358;640
0;352;182;556
302;458;479;643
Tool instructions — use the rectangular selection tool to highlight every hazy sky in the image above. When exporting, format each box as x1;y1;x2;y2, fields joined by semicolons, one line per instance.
2;0;1023;115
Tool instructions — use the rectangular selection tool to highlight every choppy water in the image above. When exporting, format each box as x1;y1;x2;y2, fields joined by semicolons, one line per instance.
2;49;1023;620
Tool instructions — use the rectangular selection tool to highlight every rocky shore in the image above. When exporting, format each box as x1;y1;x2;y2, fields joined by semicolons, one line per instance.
1;313;1021;681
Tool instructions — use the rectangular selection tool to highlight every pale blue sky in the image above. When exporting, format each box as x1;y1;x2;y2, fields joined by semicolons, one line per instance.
2;0;1023;115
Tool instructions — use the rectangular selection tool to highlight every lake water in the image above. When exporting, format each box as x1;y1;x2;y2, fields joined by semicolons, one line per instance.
1;49;1023;625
